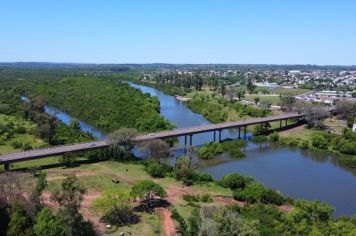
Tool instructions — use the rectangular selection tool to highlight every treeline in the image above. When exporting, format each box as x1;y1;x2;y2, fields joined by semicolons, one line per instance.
35;76;174;133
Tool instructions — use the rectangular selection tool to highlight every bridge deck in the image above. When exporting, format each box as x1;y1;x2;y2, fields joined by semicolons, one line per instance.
0;113;304;164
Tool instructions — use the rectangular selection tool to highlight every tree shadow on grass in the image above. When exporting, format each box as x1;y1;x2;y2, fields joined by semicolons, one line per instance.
133;199;171;213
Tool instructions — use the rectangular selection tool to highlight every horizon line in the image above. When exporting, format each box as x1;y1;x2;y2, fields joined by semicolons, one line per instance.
1;61;356;67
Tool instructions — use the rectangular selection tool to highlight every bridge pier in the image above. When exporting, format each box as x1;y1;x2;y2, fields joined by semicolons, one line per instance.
280;120;282;128
4;162;9;171
244;126;247;139
184;135;187;146
260;123;263;134
189;134;193;146
285;119;288;126
218;130;222;142
238;127;241;139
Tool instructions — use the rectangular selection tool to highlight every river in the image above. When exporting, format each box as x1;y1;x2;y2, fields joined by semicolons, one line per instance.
40;83;356;216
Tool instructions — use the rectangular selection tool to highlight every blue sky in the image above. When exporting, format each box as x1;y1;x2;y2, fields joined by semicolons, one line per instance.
1;0;355;65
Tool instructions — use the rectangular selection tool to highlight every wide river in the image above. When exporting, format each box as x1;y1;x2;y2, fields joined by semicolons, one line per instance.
44;83;356;216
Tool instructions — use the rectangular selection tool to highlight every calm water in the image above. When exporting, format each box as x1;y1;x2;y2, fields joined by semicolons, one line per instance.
32;84;356;216
128;83;356;216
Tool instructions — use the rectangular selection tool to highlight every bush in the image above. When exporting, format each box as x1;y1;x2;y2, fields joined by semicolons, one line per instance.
219;173;253;189
15;126;27;134
269;132;279;142
194;172;214;182
171;208;187;235
145;161;172;178
299;139;309;149
250;135;268;142
174;156;196;185
311;132;331;149
100;206;139;227
183;194;200;202
131;180;166;200
260;189;285;206
201;194;213;203
233;183;266;203
338;141;356;155
198;142;223;159
229;148;245;159
21;142;33;151
11;140;21;149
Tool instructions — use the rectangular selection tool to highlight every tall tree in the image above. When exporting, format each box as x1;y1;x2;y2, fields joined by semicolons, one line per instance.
52;175;95;236
142;139;170;163
246;78;256;94
33;208;65;236
237;89;245;101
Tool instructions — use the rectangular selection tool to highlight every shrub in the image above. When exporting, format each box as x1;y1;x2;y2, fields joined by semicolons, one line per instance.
201;194;213;203
100;206;139;227
339;141;356;155
299;139;309;149
311;132;331;149
269;132;280;142
145;161;172;178
171;208;187;235
11;140;21;149
15;126;27;134
198;142;223;159
233;183;266;203
194;172;214;182
260;189;285;206
250;135;268;142
131;180;166;200
219;173;253;189
174;156;196;185
229;148;245;159
183;194;200;202
21;142;33;151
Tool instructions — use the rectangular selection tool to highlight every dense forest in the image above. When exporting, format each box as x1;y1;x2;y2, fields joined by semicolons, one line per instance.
34;76;174;133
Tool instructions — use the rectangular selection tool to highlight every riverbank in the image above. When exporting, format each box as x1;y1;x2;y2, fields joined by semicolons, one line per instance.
41;160;356;235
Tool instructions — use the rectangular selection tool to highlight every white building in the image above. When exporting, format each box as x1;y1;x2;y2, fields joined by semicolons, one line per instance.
353;124;356;132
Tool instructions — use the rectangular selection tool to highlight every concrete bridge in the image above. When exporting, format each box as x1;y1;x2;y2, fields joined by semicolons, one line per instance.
0;109;332;170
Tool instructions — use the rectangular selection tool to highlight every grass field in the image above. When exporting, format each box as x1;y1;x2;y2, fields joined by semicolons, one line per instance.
244;95;281;105
272;88;310;96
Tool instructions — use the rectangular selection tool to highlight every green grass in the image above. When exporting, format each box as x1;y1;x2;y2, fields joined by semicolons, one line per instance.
272;88;310;96
245;95;281;105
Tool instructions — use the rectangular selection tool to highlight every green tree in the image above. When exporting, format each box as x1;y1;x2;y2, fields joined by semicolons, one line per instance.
237;89;245;101
7;201;34;236
52;175;86;209
254;97;260;105
188;208;202;236
210;207;259;236
247;78;256;94
33;208;65;236
52;175;95;236
107;128;138;159
280;96;296;111
142;139;170;163
131;180;166;200
219;173;253;189
174;156;196;185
